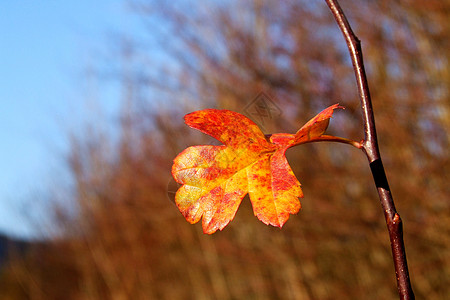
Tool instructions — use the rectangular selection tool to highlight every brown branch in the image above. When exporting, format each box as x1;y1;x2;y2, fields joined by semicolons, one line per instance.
323;1;415;299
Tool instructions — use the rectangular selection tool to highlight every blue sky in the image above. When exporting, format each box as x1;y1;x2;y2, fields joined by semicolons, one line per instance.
0;1;137;238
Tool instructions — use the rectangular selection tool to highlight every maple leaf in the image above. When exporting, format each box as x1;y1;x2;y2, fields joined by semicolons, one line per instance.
172;103;353;234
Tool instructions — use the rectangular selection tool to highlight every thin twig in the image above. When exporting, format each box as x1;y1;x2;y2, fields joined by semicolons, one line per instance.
296;135;363;148
323;1;415;299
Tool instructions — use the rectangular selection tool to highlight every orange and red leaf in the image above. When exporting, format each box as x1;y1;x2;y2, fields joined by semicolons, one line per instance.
172;104;343;233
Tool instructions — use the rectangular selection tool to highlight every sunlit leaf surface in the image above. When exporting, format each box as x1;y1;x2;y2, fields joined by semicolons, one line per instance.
172;104;342;233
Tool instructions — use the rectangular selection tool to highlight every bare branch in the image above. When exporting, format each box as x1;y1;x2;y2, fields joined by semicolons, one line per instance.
324;0;415;299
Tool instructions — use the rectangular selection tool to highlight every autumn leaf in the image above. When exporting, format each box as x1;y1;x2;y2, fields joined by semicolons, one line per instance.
172;104;350;234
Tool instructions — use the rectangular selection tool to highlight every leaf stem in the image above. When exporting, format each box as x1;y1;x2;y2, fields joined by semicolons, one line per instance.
324;0;414;299
299;135;362;148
